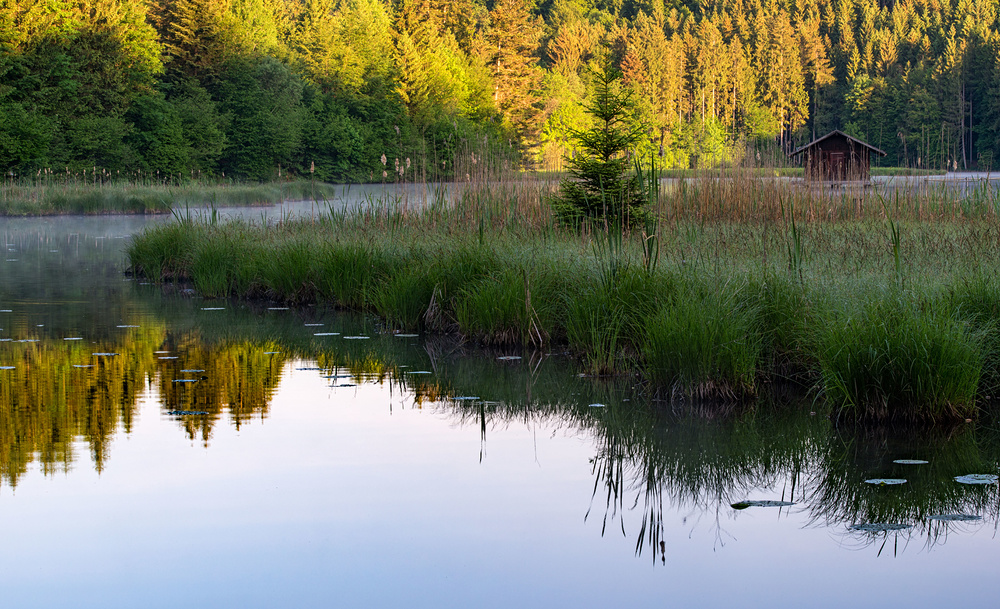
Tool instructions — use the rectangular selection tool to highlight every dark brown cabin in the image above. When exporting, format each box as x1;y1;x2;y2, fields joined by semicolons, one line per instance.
789;130;887;182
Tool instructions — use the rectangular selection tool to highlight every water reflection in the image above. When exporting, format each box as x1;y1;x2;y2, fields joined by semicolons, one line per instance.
1;296;998;558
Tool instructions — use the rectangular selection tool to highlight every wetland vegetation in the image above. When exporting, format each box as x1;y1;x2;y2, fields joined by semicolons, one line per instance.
126;162;1000;422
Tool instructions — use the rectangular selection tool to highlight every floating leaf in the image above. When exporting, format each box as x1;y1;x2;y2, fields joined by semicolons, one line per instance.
865;478;907;485
928;514;982;522
893;459;929;465
954;474;999;485
731;500;796;509
849;523;911;532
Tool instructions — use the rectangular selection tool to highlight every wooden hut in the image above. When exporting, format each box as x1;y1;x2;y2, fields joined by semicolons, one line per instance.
789;130;886;182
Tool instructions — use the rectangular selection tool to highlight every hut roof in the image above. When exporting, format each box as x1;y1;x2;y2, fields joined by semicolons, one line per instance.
788;130;887;158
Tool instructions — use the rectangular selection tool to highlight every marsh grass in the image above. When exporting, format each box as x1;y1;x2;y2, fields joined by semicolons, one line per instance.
815;296;983;421
0;177;341;215
644;280;761;400
126;160;1000;419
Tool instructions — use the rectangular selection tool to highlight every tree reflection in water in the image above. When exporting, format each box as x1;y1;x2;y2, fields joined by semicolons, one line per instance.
2;312;998;559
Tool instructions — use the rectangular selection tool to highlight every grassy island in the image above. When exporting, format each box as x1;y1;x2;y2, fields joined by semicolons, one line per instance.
126;170;1000;422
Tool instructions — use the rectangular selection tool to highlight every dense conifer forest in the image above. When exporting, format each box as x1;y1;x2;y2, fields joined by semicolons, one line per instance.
1;0;999;181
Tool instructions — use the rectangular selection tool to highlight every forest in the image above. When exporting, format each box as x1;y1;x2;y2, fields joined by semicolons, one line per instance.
2;0;999;182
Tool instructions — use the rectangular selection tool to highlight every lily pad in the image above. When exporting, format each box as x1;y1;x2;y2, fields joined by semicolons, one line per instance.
865;478;907;486
928;514;982;522
849;523;912;532
893;459;929;465
954;474;999;485
731;500;796;510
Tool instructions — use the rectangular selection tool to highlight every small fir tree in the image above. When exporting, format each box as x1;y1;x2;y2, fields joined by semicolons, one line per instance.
554;64;647;227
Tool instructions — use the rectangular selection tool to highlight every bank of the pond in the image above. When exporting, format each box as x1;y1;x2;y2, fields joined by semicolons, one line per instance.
127;211;1000;422
0;179;345;215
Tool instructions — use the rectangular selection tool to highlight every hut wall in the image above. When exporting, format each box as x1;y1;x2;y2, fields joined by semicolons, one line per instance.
804;136;871;181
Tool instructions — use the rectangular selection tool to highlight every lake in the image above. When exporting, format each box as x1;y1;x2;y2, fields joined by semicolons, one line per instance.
0;211;997;608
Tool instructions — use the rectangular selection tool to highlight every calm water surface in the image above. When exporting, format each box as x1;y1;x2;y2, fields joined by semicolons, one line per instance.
0;212;998;608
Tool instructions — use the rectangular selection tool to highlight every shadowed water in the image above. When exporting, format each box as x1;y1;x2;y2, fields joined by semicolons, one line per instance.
0;213;998;608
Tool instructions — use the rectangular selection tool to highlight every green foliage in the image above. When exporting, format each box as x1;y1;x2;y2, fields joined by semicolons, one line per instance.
215;56;305;180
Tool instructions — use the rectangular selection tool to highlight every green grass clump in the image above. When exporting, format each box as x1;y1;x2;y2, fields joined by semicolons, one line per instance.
815;297;982;421
644;281;761;400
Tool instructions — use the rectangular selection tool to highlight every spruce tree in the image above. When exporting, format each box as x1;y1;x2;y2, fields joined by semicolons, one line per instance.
554;63;647;227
